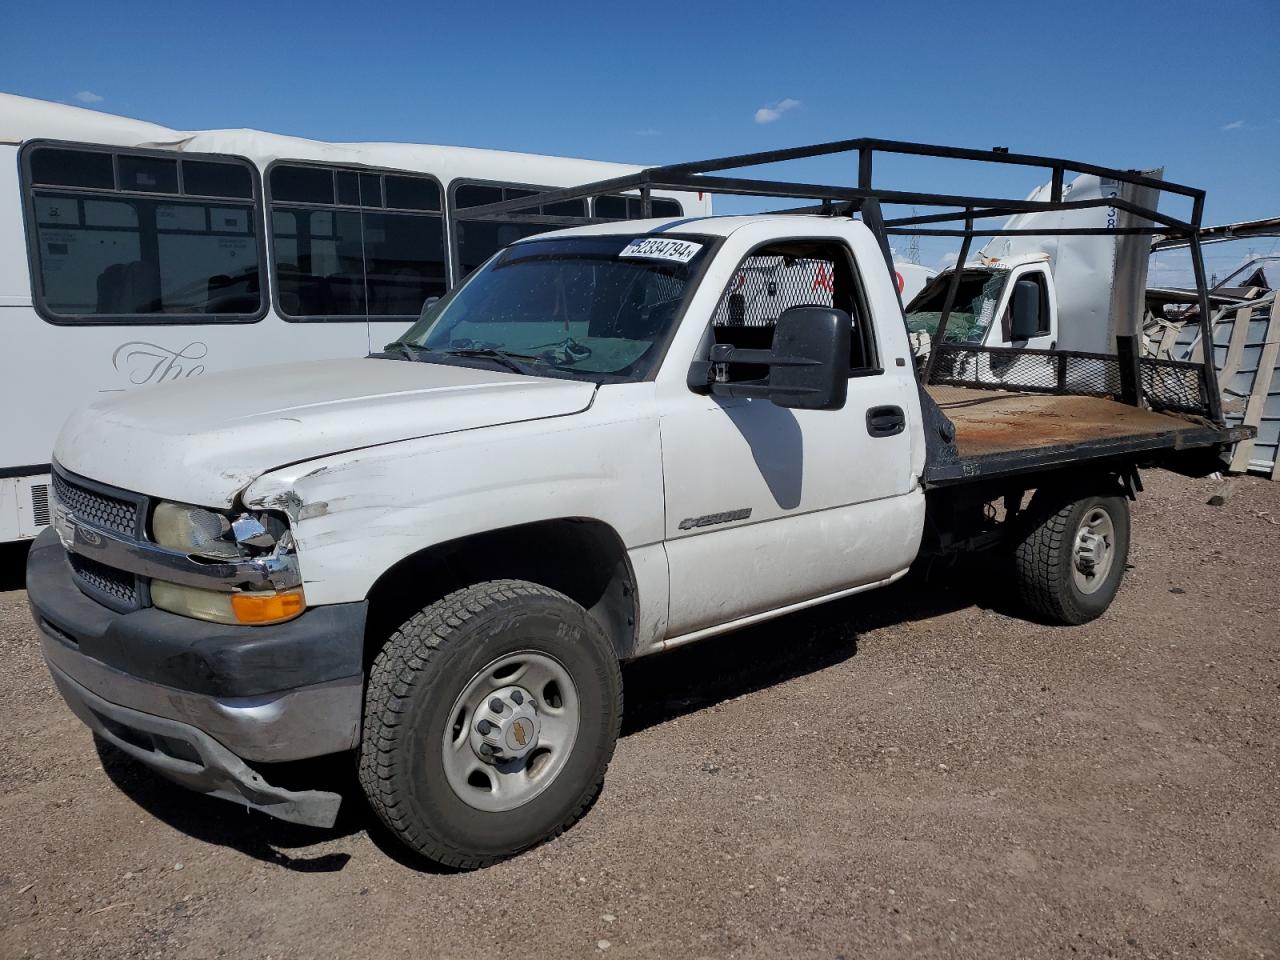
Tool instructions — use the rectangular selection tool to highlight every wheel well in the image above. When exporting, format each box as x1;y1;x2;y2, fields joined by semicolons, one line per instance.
363;518;639;666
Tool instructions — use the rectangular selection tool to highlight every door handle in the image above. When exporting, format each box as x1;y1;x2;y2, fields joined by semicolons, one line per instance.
866;405;906;437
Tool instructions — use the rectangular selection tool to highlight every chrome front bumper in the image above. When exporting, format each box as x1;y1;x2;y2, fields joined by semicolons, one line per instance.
46;657;345;828
39;626;363;763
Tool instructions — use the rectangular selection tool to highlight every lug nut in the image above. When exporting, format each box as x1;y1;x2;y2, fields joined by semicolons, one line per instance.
476;719;492;735
489;697;505;713
510;690;523;705
480;743;496;756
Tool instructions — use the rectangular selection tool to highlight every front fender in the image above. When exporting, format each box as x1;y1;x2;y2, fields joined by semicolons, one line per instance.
241;389;664;608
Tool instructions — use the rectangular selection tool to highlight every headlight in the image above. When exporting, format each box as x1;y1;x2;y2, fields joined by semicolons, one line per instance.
151;501;290;558
149;501;303;625
151;502;239;558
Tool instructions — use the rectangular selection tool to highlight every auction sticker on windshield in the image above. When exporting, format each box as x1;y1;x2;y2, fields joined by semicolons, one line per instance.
619;237;702;263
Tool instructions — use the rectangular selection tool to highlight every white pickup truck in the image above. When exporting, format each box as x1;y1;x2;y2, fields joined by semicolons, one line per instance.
26;141;1249;868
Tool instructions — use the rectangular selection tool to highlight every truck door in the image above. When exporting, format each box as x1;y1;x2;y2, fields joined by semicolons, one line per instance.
968;263;1057;387
986;264;1056;350
658;238;922;639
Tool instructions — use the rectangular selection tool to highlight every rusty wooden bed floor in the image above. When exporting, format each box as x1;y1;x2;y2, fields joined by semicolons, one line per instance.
917;385;1249;486
924;385;1211;459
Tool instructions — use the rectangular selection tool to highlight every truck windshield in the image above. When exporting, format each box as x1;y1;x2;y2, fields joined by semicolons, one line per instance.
905;269;1008;344
395;234;714;381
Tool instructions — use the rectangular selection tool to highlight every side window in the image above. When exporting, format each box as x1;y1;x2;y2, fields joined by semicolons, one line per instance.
593;195;683;220
450;182;590;279
708;240;875;382
268;163;446;321
23;144;264;323
1000;270;1052;340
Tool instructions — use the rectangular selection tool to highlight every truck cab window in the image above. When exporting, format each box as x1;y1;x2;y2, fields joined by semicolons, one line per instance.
709;240;874;382
23;144;265;323
1000;271;1052;341
905;269;1008;344
403;233;712;382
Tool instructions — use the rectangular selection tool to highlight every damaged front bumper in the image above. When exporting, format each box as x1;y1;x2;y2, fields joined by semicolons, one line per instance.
27;529;366;828
47;659;347;827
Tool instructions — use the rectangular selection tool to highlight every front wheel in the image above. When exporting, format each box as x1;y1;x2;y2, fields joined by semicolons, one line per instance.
359;580;623;868
1013;490;1131;625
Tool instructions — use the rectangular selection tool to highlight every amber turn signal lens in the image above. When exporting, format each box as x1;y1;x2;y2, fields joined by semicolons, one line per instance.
230;588;306;625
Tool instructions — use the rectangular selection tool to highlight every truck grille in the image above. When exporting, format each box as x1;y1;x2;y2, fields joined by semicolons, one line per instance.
52;471;139;537
52;467;149;612
68;552;139;609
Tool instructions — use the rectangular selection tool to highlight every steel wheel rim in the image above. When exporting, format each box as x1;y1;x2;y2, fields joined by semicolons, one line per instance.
1071;506;1116;595
441;650;580;813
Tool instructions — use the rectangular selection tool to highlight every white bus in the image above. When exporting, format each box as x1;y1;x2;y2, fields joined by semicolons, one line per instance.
0;94;709;544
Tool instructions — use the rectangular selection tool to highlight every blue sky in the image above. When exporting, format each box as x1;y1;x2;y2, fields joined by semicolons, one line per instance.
5;0;1279;279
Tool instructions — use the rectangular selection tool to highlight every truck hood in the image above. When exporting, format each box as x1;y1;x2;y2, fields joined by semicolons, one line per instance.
54;357;596;508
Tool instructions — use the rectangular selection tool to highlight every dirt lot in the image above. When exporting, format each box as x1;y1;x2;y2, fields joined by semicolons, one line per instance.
1;470;1277;960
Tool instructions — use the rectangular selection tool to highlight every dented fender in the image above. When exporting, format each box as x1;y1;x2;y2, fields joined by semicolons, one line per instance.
240;383;670;634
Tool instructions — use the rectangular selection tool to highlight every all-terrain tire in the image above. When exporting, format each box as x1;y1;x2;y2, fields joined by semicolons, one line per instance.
359;579;623;869
1013;491;1131;625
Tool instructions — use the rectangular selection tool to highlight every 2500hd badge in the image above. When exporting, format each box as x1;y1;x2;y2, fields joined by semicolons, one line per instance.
677;508;752;531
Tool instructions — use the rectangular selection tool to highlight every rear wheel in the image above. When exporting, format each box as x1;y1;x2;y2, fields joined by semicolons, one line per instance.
1014;490;1130;625
359;580;622;868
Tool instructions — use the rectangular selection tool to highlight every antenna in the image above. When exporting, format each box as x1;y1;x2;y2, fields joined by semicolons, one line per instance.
906;208;921;264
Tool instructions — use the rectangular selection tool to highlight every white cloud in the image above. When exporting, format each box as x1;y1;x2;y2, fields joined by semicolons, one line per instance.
633;128;660;137
938;250;960;270
754;98;801;125
1222;119;1245;131
74;90;104;104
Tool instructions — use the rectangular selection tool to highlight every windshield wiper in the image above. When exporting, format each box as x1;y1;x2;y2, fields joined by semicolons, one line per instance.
384;342;554;376
381;340;429;361
441;348;543;376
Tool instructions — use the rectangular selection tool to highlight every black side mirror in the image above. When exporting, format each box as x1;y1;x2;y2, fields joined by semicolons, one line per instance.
766;306;851;410
1009;279;1043;340
696;305;851;411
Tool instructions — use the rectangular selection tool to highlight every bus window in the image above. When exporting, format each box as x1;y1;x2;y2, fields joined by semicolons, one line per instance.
593;195;683;220
267;163;447;321
22;144;266;323
450;182;590;279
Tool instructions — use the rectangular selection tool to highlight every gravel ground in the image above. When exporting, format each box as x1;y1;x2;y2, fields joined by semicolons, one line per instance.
1;470;1277;960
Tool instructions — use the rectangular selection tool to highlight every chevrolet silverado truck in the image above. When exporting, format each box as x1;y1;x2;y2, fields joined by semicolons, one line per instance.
26;139;1250;868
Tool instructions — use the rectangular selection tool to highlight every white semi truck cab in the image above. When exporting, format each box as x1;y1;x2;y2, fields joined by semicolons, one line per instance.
906;253;1058;352
26;140;1250;868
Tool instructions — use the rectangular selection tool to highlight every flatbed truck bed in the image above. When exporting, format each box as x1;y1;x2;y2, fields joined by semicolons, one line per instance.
922;385;1253;486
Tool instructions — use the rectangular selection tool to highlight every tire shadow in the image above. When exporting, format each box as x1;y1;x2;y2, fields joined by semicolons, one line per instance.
93;557;1002;871
620;557;998;736
94;736;359;873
